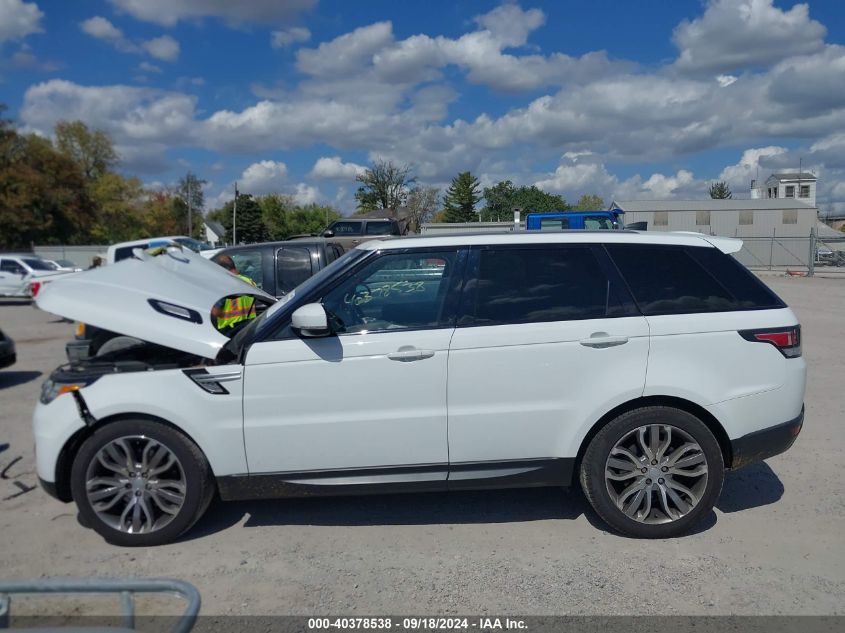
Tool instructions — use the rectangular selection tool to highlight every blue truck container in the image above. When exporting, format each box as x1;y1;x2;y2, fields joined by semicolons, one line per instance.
525;210;623;231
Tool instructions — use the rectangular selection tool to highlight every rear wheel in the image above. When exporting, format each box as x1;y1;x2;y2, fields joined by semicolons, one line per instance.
580;407;724;538
70;419;214;546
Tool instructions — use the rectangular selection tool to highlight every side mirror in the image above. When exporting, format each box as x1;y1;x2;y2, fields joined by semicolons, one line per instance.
291;303;331;337
322;229;334;238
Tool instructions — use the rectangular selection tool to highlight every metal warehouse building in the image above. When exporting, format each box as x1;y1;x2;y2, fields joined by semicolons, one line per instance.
609;198;818;238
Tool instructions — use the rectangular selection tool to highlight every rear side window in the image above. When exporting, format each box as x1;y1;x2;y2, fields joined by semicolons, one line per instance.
539;217;570;230
607;244;784;315
276;246;313;296
365;221;395;235
331;221;362;235
462;247;624;326
113;245;144;262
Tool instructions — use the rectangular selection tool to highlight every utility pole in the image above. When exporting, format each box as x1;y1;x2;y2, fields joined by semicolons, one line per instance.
232;182;238;245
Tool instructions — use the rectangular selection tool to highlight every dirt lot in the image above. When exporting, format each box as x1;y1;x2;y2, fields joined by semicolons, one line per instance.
1;276;843;616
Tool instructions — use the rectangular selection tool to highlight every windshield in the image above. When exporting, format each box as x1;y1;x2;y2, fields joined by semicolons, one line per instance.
173;237;209;253
22;258;54;271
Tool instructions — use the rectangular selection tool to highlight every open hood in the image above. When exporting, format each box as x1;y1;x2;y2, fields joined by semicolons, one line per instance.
36;245;275;359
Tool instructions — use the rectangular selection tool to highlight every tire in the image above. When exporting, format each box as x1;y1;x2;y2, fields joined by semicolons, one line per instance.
88;330;118;356
70;419;215;546
579;406;724;538
95;335;144;356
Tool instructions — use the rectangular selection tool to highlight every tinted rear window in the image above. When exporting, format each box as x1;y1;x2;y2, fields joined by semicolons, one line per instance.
462;247;624;326
365;221;395;235
276;246;313;295
607;244;785;315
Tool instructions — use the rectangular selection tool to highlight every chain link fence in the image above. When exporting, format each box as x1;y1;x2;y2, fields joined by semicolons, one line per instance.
733;229;845;276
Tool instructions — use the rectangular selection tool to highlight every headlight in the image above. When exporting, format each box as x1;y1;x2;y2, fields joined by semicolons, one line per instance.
40;379;89;405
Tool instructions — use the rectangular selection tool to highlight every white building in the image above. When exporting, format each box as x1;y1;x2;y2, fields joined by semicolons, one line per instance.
610;198;818;238
751;172;817;206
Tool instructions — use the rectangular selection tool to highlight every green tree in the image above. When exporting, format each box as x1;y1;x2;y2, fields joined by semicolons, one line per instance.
479;180;569;221
354;159;416;212
88;172;145;243
573;193;606;211
209;193;267;244
258;194;340;240
405;186;439;232
709;181;732;199
442;172;481;223
54;120;118;181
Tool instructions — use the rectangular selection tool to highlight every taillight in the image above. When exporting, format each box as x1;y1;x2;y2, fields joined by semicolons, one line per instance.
739;325;801;358
29;281;41;297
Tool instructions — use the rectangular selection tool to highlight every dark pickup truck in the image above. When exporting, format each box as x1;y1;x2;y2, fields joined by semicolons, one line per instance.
66;238;345;361
210;238;345;298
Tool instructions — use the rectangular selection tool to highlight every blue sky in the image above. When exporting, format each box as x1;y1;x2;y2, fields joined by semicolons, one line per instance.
1;0;844;214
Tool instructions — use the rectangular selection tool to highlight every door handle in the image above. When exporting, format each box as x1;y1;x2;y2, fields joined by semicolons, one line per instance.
579;333;629;348
387;348;435;361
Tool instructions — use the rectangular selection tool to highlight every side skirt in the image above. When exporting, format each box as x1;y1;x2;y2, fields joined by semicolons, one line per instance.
216;458;574;501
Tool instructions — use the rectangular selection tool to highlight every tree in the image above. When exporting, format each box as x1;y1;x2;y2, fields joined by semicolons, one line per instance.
54;120;118;182
573;194;606;211
0;121;93;248
442;172;481;223
354;159;415;212
208;193;267;244
177;172;207;238
709;181;732;199
141;190;183;236
258;194;340;240
405;186;439;232
479;180;569;221
87;172;145;243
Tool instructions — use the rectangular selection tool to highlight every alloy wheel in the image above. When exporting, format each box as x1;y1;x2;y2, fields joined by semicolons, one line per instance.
84;435;187;534
604;424;709;524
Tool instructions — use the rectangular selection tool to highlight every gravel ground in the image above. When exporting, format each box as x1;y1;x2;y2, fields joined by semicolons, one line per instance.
0;275;843;616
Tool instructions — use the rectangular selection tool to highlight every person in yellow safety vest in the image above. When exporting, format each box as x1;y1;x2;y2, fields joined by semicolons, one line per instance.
212;255;258;331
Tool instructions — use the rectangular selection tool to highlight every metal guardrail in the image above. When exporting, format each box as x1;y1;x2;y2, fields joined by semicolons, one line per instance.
0;578;200;633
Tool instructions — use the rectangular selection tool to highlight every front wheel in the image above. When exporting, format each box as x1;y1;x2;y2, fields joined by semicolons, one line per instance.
70;419;214;546
580;407;724;538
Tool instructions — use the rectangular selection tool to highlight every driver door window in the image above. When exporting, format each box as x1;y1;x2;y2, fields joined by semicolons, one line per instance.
322;251;458;334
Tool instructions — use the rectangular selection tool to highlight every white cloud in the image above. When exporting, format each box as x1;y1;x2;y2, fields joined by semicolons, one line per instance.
297;21;394;78
0;0;42;43
473;3;545;48
80;16;122;42
309;156;366;180
142;35;179;61
673;0;826;73
292;183;320;205
138;61;162;73
640;170;696;198
717;146;787;191
239;160;288;195
271;26;310;48
80;16;180;62
108;0;317;27
716;74;737;87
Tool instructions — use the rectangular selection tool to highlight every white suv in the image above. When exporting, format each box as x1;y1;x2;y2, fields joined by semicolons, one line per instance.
33;232;806;545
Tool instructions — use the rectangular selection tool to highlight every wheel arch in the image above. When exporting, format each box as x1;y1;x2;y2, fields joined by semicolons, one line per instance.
574;395;734;481
53;412;216;503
